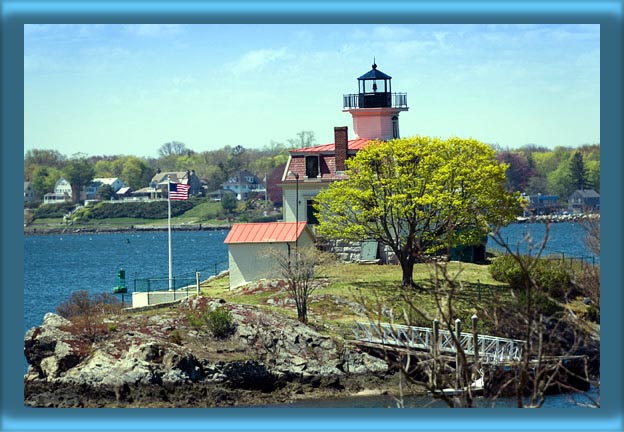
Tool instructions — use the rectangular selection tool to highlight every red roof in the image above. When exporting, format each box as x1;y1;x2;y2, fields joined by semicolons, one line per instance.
292;138;371;154
224;222;308;244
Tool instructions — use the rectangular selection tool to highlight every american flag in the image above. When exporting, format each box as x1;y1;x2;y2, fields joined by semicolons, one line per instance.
169;182;190;200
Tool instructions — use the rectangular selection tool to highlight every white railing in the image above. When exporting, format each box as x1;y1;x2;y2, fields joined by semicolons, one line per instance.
352;321;525;363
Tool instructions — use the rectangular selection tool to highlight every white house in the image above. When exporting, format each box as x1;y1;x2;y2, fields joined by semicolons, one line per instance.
43;177;72;204
224;222;315;290
85;177;126;200
221;170;265;201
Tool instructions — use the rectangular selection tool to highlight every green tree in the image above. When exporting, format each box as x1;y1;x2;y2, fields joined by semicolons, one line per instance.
569;151;589;191
30;166;62;200
158;141;188;157
547;156;574;199
221;193;238;214
586;160;600;193
120;156;153;190
94;160;114;178
315;136;522;287
63;155;95;203
95;184;115;201
24;149;66;180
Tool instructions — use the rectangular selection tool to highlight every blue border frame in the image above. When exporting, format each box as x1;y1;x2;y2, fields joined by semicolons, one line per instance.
2;1;622;431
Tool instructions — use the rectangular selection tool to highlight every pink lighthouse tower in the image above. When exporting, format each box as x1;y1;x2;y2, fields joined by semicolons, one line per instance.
342;61;408;140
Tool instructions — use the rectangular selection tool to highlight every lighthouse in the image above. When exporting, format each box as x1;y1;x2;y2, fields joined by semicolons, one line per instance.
342;62;408;140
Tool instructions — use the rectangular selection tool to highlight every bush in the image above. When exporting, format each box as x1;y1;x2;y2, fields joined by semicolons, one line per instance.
204;306;235;339
86;200;195;220
56;290;122;342
34;202;75;219
186;311;204;328
490;255;571;300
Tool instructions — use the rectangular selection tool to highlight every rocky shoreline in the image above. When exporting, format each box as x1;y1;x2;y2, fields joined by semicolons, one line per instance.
24;297;409;408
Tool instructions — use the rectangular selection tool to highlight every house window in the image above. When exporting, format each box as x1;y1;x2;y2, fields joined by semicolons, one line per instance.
305;156;319;179
306;199;319;225
392;116;399;138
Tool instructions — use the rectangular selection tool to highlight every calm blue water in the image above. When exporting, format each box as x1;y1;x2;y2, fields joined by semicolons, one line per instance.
23;230;229;334
490;222;598;262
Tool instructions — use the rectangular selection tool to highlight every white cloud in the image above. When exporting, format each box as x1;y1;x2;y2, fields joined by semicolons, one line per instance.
124;24;183;37
226;48;289;75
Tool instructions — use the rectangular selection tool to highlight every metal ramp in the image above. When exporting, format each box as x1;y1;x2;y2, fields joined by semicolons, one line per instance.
352;321;525;364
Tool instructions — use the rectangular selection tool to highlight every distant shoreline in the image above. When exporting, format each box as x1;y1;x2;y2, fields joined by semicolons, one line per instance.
23;223;232;236
516;213;599;224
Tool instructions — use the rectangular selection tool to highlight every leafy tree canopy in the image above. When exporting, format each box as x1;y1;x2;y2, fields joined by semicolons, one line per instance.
315;136;523;286
63;155;95;203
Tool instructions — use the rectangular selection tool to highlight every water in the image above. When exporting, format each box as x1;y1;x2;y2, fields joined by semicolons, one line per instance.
490;222;598;263
23;229;229;334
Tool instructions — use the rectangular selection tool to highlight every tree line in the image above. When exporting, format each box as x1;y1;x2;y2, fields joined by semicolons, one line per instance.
24;136;598;205
494;143;599;198
23;131;314;205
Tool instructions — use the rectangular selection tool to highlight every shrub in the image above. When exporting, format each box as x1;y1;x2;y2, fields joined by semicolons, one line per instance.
186;311;204;328
86;200;195;220
204;307;235;339
56;290;122;342
490;255;571;300
34;202;75;219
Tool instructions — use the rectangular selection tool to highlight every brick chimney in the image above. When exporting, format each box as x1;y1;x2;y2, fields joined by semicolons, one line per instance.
334;126;348;172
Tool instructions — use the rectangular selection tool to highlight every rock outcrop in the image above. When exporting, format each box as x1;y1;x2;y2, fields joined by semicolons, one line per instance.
24;298;393;407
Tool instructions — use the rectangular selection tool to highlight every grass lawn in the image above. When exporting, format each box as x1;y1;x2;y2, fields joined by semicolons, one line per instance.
200;261;514;337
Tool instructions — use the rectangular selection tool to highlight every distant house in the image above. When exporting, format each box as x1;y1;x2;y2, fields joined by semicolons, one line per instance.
524;194;560;215
569;189;600;213
43;177;72;204
85;177;126;200
224;222;315;289
207;189;236;202
221;170;265;201
24;182;35;203
116;186;132;199
150;170;202;197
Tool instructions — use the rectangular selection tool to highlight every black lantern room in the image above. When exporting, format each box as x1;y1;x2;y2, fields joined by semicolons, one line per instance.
343;62;407;110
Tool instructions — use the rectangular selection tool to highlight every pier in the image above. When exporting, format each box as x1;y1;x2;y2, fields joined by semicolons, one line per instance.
351;321;590;396
352;321;525;364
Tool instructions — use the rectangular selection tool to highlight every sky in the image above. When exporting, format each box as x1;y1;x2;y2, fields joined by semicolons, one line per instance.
24;24;600;158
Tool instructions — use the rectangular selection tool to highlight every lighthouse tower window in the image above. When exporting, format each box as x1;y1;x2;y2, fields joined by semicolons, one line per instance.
305;155;319;179
392;116;399;139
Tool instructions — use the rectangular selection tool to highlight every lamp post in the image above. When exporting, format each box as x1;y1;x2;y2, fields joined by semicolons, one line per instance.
288;171;299;251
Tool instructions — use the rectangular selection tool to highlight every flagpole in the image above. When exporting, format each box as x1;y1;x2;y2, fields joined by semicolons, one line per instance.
167;176;173;291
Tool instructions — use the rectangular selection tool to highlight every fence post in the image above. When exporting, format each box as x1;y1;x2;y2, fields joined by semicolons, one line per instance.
477;279;481;301
431;319;439;391
147;279;150;306
196;272;200;296
455;318;462;390
472;314;480;383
